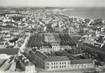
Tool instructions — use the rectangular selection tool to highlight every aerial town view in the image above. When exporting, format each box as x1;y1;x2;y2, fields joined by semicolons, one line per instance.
0;0;105;73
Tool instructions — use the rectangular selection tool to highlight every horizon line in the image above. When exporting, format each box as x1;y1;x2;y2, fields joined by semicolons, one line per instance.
0;6;105;8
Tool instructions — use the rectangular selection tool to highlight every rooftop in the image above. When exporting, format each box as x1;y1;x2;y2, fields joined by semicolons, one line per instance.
71;59;93;64
26;33;76;48
44;33;58;43
59;33;76;46
35;51;47;60
0;48;19;55
45;56;69;62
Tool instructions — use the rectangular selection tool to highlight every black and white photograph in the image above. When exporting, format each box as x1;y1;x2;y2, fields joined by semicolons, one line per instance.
0;0;105;73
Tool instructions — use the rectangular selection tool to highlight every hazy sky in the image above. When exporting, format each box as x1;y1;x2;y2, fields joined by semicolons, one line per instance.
0;0;105;7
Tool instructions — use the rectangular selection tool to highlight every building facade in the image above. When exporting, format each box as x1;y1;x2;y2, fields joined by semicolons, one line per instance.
28;51;95;71
25;65;36;73
44;57;94;71
44;56;70;71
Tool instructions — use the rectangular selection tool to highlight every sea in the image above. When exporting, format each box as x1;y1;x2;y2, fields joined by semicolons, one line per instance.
62;7;105;20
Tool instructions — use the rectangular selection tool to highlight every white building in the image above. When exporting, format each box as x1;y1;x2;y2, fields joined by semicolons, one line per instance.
44;56;70;71
30;51;95;71
25;65;36;73
44;56;94;71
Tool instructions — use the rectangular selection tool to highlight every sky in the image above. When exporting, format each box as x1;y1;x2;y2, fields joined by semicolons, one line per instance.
0;0;105;7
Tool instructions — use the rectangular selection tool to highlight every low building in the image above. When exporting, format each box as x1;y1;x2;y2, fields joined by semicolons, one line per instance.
27;51;95;71
0;48;19;71
25;64;36;73
39;33;74;53
70;59;94;70
24;51;47;69
40;46;51;53
44;56;70;71
0;41;7;48
40;45;72;53
44;57;94;71
26;33;76;53
40;45;61;53
60;45;72;50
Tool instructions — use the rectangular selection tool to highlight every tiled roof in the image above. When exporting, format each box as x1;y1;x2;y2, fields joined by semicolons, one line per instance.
26;33;43;48
0;38;5;42
27;33;76;48
45;56;69;62
0;25;17;29
0;48;19;55
0;56;16;71
59;33;76;46
53;33;60;42
35;51;47;60
71;59;93;64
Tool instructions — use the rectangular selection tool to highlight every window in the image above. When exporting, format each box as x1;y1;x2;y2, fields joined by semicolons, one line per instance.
64;66;66;68
56;62;58;64
76;65;79;69
56;66;58;68
51;66;53;69
46;63;49;65
68;62;70;64
46;66;49;69
73;65;75;68
83;64;86;68
81;64;84;68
